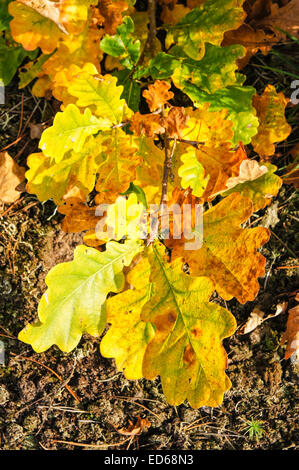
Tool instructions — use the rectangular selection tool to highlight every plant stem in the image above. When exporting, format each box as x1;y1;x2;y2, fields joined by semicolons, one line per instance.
160;135;176;205
148;0;157;54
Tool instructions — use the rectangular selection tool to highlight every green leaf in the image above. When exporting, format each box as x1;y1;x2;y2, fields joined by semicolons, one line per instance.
121;182;148;209
184;81;259;145
113;69;140;112
178;147;209;197
0;34;36;85
19;240;143;353
168;0;245;60
100;16;140;69
19;53;52;89
39;104;110;163
0;0;12;31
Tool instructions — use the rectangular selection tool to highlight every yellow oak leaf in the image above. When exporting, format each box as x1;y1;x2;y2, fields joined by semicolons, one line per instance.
9;1;62;53
26;137;104;204
0;152;25;203
169;193;270;303
134;137;164;204
141;242;236;408
251;85;291;159
101;256;155;380
95;129;142;204
39;104;110;163
68;72;129;124
142;80;174;112
16;0;68;34
182;105;234;146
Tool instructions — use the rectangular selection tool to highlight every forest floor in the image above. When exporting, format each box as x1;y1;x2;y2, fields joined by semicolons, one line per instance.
0;41;298;450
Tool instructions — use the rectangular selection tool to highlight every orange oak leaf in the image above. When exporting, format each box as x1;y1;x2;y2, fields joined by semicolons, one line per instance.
97;0;128;35
142;80;174;112
169;193;270;303
222;24;278;69
196;144;247;200
163;107;189;139
9;1;62;53
130;112;165;137
0;152;25;203
281;297;299;361
251;85;291;159
58;198;100;233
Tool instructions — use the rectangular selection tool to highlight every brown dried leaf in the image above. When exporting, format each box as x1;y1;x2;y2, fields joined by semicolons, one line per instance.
281;296;299;361
163;107;189;139
0;152;26;203
130;112;165;137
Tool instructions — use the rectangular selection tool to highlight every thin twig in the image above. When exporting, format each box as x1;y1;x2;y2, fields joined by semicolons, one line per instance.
10;352;80;403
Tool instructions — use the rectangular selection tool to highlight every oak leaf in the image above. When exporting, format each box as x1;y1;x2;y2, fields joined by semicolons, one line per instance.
257;0;299;40
18;240;143;353
142;80;174;112
141;242;236;408
169;193;270;303
251;85;291;158
223;161;282;211
130;112;164;137
0;152;25;203
222;24;278;69
9;1;62;53
281;298;299;361
95;129;142;204
39;104;110;163
68;73;129;124
97;0;128;35
101;256;155;379
26;137;104;204
169;0;245;60
163;107;188;139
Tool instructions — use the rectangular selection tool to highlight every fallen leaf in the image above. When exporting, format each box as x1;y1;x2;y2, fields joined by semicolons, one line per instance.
257;0;299;39
116;416;151;436
0;152;25;203
239;301;288;335
281;295;299;361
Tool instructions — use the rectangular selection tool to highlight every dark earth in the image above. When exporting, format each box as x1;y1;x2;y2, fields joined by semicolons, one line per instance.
0;39;298;450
